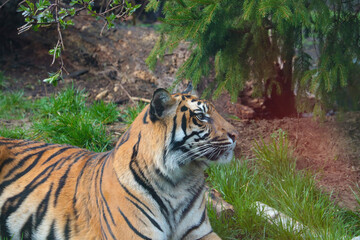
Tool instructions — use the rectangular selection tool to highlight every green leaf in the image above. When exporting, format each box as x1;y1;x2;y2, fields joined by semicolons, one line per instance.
125;0;131;8
58;8;67;16
32;24;40;31
17;5;29;13
337;64;348;87
106;13;117;26
25;0;35;13
49;47;61;58
69;8;76;16
43;72;61;86
213;79;227;100
70;0;79;6
66;20;74;26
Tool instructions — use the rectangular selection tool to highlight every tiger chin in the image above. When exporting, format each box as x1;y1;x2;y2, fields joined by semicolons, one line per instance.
0;85;238;240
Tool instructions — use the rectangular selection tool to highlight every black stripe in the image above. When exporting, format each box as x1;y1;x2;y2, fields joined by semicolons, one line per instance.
99;154;116;225
102;209;117;240
181;106;188;112
53;166;71;207
0;157;60;238
129;134;169;216
0;157;14;174
35;184;53;229
130;160;160;205
118;208;151;240
101;225;109;240
1;158;59;224
181;114;187;135
14;143;52;156
126;197;163;232
53;152;88;207
0;213;10;238
179;181;205;221
180;209;206;239
115;127;131;150
93;164;106;240
93;162;115;240
6;140;35;148
189;109;196;118
118;181;154;215
56;150;85;170
171;130;203;151
46;221;56;240
0;150;46;196
201;104;206;112
4;150;46;179
170;115;177;143
64;215;71;239
154;168;175;187
143;109;149;124
20;214;33;240
192;117;202;127
72;152;99;217
42;146;74;165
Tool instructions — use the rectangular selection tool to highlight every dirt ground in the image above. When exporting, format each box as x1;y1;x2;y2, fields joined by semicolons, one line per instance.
1;14;359;210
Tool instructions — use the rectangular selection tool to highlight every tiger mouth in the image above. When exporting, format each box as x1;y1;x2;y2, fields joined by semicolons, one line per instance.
204;144;234;161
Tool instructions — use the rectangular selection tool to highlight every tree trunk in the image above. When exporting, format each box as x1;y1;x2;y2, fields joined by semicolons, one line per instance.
264;61;297;118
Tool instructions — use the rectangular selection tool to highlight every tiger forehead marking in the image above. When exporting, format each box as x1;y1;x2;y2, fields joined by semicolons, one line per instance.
175;95;212;119
0;87;237;240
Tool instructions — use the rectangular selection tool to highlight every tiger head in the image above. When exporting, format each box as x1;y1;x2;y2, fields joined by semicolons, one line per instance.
144;85;238;172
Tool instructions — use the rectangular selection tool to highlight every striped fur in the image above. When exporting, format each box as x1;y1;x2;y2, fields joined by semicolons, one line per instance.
0;88;238;240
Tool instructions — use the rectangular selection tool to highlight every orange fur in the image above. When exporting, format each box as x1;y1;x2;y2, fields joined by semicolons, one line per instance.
0;88;237;240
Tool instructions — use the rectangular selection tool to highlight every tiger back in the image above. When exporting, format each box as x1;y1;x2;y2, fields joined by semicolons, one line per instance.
0;87;238;240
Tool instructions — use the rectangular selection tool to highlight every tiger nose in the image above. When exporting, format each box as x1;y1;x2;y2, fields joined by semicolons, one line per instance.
227;130;239;142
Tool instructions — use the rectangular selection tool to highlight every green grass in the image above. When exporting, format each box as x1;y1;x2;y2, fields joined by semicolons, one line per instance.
0;71;7;89
0;126;30;139
0;87;121;152
207;130;360;239
120;101;147;126
31;87;120;151
0;91;36;120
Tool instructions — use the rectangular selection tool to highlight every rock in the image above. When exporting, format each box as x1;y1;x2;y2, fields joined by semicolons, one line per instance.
95;90;108;100
255;201;304;232
133;70;157;84
205;186;234;219
64;69;89;79
107;94;114;101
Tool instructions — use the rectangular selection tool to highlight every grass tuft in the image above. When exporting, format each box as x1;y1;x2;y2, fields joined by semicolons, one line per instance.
207;129;359;239
0;91;35;120
120;101;147;126
0;87;120;152
0;126;30;139
0;71;7;89
89;101;119;124
31;87;119;151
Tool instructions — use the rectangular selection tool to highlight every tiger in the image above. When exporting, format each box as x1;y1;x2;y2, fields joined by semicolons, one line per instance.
0;85;238;240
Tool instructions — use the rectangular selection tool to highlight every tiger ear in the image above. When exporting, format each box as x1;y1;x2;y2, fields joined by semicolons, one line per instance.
150;88;176;121
182;82;193;94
